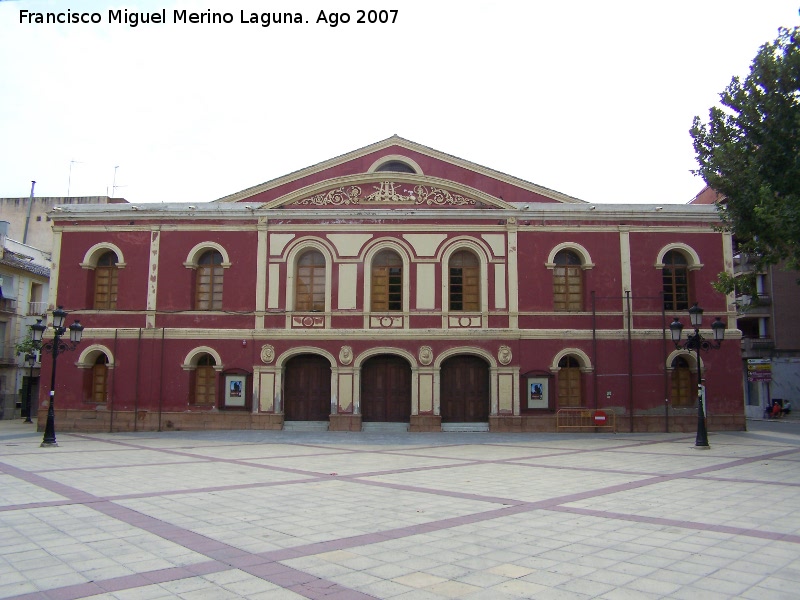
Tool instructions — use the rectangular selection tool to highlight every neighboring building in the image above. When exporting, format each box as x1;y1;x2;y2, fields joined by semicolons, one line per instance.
0;222;50;419
690;186;800;418
39;137;744;433
736;257;800;417
0;195;126;251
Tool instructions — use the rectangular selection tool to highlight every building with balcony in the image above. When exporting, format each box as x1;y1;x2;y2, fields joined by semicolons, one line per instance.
735;256;800;418
38;137;744;433
691;185;800;418
0;222;50;419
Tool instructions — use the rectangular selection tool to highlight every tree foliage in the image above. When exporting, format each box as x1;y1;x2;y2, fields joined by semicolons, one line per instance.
690;26;800;294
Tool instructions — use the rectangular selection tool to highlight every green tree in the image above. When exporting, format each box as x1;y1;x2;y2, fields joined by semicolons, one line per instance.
690;26;800;296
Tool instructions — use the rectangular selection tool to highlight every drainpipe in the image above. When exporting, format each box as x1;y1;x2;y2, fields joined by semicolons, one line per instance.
109;328;118;433
133;328;142;431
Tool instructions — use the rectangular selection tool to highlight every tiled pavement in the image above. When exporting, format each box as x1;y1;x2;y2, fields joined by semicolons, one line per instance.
2;421;800;599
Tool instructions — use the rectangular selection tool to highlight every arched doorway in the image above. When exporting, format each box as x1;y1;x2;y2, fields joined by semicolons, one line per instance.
361;354;412;422
284;354;331;421
440;355;490;422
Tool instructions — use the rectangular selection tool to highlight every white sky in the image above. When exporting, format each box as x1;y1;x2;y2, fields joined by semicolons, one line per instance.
0;0;797;205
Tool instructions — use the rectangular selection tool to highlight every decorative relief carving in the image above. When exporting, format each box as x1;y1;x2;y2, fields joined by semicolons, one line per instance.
339;346;353;365
260;344;275;364
292;315;325;328
419;346;433;366
448;315;481;328
498;345;512;365
369;315;403;328
295;182;478;207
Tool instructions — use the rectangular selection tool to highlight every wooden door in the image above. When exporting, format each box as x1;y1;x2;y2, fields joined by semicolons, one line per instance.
361;355;411;422
284;354;331;421
440;355;490;422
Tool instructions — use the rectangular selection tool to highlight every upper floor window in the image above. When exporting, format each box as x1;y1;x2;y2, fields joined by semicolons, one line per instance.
296;250;326;311
371;250;403;311
663;250;690;311
449;250;480;311
94;252;118;310
553;250;583;311
196;250;223;310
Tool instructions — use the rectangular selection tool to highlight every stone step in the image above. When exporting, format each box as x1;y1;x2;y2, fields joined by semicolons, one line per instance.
283;421;330;432
361;422;410;433
441;423;489;433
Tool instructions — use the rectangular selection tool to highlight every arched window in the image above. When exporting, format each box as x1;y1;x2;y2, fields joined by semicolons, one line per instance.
91;354;109;403
94;251;118;310
553;250;583;311
195;250;224;310
671;356;694;407
371;250;402;311
449;250;479;311
194;354;217;406
557;356;582;407
375;160;416;173
296;250;326;311
663;250;690;311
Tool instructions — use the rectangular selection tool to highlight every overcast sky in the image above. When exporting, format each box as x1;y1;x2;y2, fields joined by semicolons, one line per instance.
0;0;797;205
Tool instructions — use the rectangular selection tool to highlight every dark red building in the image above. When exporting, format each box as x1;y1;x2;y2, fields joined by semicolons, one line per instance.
39;137;744;433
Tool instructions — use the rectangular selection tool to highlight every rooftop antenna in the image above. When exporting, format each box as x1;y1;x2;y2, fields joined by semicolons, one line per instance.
67;159;82;197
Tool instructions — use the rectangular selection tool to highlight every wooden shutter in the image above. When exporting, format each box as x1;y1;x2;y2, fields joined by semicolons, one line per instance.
296;251;326;311
553;251;583;311
94;252;118;309
449;251;479;311
196;251;223;310
371;251;402;311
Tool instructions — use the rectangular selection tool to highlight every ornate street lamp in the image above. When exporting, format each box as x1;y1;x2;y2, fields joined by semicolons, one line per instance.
30;307;84;448
670;303;725;448
23;351;37;424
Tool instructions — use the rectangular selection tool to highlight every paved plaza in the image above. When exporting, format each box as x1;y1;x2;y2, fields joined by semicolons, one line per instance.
1;420;800;600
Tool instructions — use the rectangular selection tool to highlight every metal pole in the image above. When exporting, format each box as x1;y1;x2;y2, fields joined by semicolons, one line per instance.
24;356;34;423
695;333;710;448
41;331;60;447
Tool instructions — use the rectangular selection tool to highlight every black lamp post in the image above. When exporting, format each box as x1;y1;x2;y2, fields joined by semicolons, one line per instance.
30;306;84;448
23;351;37;424
670;303;725;448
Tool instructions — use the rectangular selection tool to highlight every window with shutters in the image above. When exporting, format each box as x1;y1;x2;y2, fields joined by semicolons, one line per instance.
553;250;583;311
371;250;403;311
296;250;326;311
557;356;582;407
663;250;690;311
449;250;479;311
91;354;109;403
195;250;224;310
94;252;118;310
194;354;217;406
671;356;694;407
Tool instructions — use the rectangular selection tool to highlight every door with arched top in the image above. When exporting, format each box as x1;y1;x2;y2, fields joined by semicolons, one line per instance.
440;355;490;422
284;354;331;421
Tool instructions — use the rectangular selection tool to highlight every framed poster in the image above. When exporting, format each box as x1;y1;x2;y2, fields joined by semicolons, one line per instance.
224;374;247;407
527;377;549;409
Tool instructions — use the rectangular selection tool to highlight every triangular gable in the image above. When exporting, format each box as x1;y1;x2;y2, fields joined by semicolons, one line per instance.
215;136;586;207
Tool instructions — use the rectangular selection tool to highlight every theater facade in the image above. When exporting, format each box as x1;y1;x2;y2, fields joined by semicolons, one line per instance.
40;137;745;433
